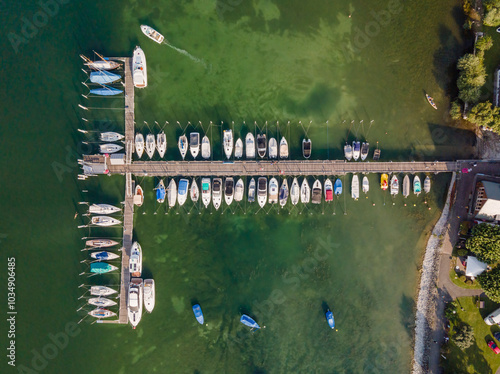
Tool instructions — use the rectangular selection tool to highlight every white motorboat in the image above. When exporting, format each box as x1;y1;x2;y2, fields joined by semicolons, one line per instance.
414;176;422;196
361;142;369;161
100;143;123;154
324;179;333;202
390;175;399;196
403;175;410;198
224;177;234;206
279;137;289;158
279;178;289;207
248;178;256;202
246;133;255;158
157;132;167;158
132;46;147;88
290;177;300;205
85;239;119;248
301;178;311;204
90;286;117;296
168;179;177;207
100;132;124;142
223;130;233;159
344;143;353;161
269;137;278;159
128;278;143;329
362;176;369;194
269;177;279;204
311;179;322;204
145;134;155;159
190;179;199;202
143;279;155;313
303;139;311;159
178;135;188;160
90;251;120;261
257;177;267;208
257;134;267;158
352;141;361;161
235;138;243;158
178;179;189;206
134;185;144;206
140;25;165;44
91;216;121;226
89;308;116;319
129;242;142;278
424;176;431;193
351;174;360;200
135;133;144;158
89;204;121;215
212;178;222;210
234;178;244;201
190;132;200;159
201;178;211;207
201;136;210;159
88;297;117;308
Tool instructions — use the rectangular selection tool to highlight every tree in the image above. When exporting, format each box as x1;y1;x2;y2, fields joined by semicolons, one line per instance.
467;102;497;128
456;54;486;103
450;101;462;120
476;35;494;52
453;323;474;350
479;267;500;301
466;223;500;263
484;1;500;26
458;86;481;103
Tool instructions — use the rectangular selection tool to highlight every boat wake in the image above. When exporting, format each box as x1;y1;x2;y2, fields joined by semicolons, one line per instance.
163;42;207;69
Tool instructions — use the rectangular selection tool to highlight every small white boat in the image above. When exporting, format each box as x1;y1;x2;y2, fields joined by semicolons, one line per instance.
201;136;210;159
362;176;369;194
168;179;177;208
212;178;222;210
129;242;142;278
246;133;255;158
88;297;117;308
234;178;244;201
89;204;121;215
134;185;144;206
290;177;300;205
324;179;333;202
90;286;117;296
190;179;199;202
201;178;211;208
135;133;144;158
157;132;167;158
143;279;155;313
248;178;256;202
223;130;233;159
352;141;361;161
224;177;234;206
145;134;156;159
85;239;119;248
312;179;322;204
190;132;200;159
100;132;124;142
301;178;311;204
140;25;165;44
99;143;123;154
90;251;120;261
89;308;116;319
178;179;189;206
279;178;289;207
235;138;243;159
279;137;289;158
351;174;359;200
91;216;121;226
424;176;431;194
269;177;279;203
269;137;278;159
178;135;188;160
132;46;147;88
257;177;267;207
303;139;312;159
257;134;267;158
128;278;143;329
344;143;353;161
390;175;399;196
414;176;422;196
81;53;120;71
403;175;410;198
361;142;369;161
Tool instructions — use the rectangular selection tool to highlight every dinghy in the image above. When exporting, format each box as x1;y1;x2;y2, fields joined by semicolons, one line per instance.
90;86;123;96
193;304;204;325
134;185;144;206
279;137;289;158
257;134;267;158
361;142;369;161
90;262;118;274
424;176;431;193
362;176;369;194
240;314;260;330
414;176;422;196
157;132;167;158
269;137;278;159
301;178;311;204
290;177;300;205
224;177;234;206
156;179;166;203
324;179;333;202
390;175;399;196
352;141;361;161
257;177;267;208
178;135;188;160
234;178;244;202
426;94;437;110
90;286;117;296
100;143;123;154
279;178;289;207
85;239;119;248
248;178;256;203
212;178;222;210
403;175;410;198
303;139;311;159
178;179;189;206
140;25;165;44
89;308;116;319
246;133;255;158
190;132;200;159
145;134;155;159
168;179;177;207
132;46;147;88
90;251;120;261
128;278;143;329
334;179;342;196
91;216;121;226
380;174;389;191
312;179;322;204
190;179;199;202
89;204;121;215
269;177;279;204
351;174;359;200
90;71;121;84
100;132;124;142
81;53;120;70
223;130;233;159
326;310;335;329
88;297;117;308
201;136;210;159
143;279;155;313
135;133;144;158
344;143;353;161
201;178;211;207
235;138;243;159
129;242;142;278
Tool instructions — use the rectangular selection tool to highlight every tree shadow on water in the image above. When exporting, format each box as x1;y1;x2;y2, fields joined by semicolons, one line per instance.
400;294;416;338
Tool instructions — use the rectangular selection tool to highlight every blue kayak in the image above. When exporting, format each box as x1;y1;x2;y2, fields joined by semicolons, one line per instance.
192;304;204;324
90;86;123;96
326;310;335;329
240;314;260;329
90;71;121;84
334;179;342;196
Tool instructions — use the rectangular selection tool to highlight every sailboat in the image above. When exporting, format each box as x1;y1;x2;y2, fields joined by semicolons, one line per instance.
290;177;300;205
212;178;222;210
257;177;267;208
351;174;359;200
81;52;120;70
257;134;267;158
140;25;165;44
91;216;121;226
90;251;120;261
134;185;144;206
201;136;210;159
178;179;189;206
178;135;188;160
279;178;289;207
268;137;278;159
129;242;142;278
403;175;410;198
85;239;119;248
157;132;167;158
362;176;369;194
246;133;255;158
324;179;333;202
88;297;117;308
145;134;156;159
90;71;121;84
352;141;361;161
269;177;279;204
156;179;166;203
190;179;199;202
224;177;234;206
143;279;155;313
168;179;177;207
234;138;243;159
326;310;335;329
193;304;204;325
223;130;233;159
100;132;124;142
88;308;116;319
135;133;144;158
240;314;260;330
132;46;147;88
89;86;123;96
334;179;342;196
303;139;312;159
414;176;422;196
312;179;322;204
424;176;431;193
390;175;399;196
88;204;121;215
344;143;353;161
234;178;244;202
128;278;143;329
201;178;211;207
100;143;123;154
380;174;389;191
279;137;289;158
90;262;118;274
248;178;256;203
190;132;200;159
90;286;117;296
361;142;369;161
301;178;311;204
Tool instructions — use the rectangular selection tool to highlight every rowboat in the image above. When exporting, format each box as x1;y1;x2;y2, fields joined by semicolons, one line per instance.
190;132;200;159
168;179;177;207
380;174;388;191
156;179;166;203
269;137;278;159
246;133;255;158
414;176;422;196
361;142;369;161
145;134;156;159
312;179;322;204
140;25;165;44
100;132;124;142
234;138;243;159
90;262;118;274
403;175;410;198
426;94;437;110
223;130;233;159
224;177;234;206
234;178;244;202
257;134;267;158
301;178;311;204
424;176;431;193
85;239;119;248
135;133;144;158
178;135;188;160
90;71;121;84
344;143;353;161
240;314;260;329
212;178;222;210
99;143;123;154
290;177;300;205
279;178;289;207
201;136;210;159
351;174;359;200
303;139;311;159
157;132;167;158
390;175;399;195
193;304;204;325
325;179;333;202
257;177;267;208
248;178;256;203
279;137;289;158
191;179;199;202
88;308;116;319
362;176;369;194
134;185;144;206
201;178;211;207
132;46;147;88
269;177;279;204
334;179;342;196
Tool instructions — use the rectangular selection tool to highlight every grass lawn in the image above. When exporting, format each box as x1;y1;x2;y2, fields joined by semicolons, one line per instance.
442;297;500;374
449;266;482;290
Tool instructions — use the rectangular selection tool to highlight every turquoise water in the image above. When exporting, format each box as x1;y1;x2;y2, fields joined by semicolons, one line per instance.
0;1;475;373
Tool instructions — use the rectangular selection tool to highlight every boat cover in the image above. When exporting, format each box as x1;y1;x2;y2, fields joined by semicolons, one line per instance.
90;87;123;96
326;190;333;201
157;187;166;201
90;71;121;84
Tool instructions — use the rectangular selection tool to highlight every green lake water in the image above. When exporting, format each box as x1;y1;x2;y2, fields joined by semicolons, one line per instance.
0;0;477;373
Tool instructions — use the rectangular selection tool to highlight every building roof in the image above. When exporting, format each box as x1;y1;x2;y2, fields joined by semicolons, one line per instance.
466;256;488;277
476;181;500;222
